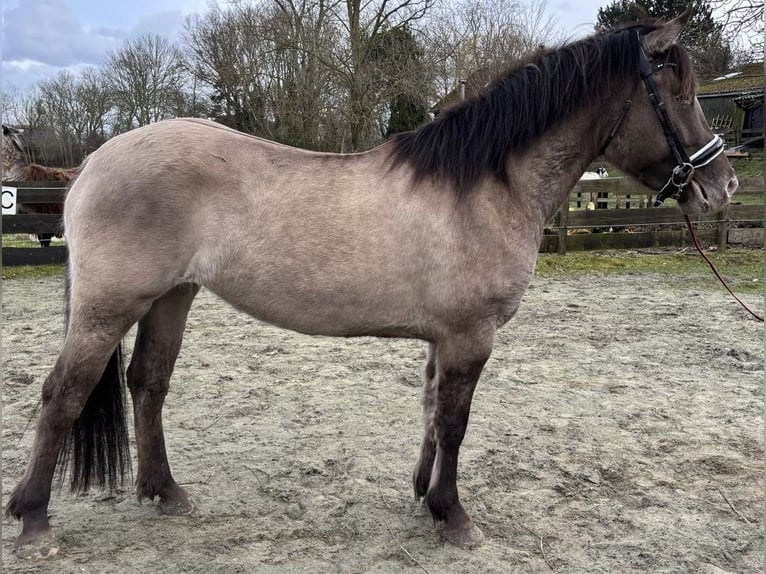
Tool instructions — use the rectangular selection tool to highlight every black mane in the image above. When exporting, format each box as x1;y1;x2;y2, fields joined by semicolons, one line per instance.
389;24;695;196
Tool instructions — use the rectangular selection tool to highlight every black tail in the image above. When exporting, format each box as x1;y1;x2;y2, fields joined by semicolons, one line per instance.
57;267;132;493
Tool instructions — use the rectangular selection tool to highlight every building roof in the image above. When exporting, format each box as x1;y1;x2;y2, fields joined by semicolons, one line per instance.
698;62;764;97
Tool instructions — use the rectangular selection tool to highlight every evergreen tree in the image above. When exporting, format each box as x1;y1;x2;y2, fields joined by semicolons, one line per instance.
386;94;429;137
596;1;732;77
369;26;431;137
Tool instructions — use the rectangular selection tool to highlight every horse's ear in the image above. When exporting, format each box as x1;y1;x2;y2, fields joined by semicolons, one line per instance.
642;5;693;55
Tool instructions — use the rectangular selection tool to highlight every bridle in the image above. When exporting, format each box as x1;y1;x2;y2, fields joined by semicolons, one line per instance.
597;33;762;322
600;32;725;208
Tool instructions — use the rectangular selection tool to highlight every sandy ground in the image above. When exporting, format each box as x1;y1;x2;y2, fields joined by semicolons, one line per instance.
2;269;763;573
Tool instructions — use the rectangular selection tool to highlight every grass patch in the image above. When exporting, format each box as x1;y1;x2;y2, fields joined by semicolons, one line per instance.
536;247;764;293
733;192;764;206
2;234;48;248
730;155;763;178
2;263;66;280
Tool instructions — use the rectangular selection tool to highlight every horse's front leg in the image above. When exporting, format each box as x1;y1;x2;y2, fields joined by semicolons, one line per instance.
413;343;437;498
422;332;494;548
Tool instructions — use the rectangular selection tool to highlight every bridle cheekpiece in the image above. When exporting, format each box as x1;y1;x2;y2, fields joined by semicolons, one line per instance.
601;31;725;207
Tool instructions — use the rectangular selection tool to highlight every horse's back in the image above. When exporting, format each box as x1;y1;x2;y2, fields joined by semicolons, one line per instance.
67;118;380;217
65;119;325;242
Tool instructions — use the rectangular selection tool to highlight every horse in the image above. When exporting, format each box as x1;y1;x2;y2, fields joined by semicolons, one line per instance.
578;167;609;217
2;124;76;246
579;167;609;180
6;9;737;559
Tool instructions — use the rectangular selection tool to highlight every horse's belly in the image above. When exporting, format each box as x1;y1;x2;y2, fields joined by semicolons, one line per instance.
214;287;421;338
198;258;425;338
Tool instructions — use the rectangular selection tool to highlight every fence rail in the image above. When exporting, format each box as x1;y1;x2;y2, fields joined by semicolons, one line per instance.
2;178;763;266
2;182;67;266
546;176;763;254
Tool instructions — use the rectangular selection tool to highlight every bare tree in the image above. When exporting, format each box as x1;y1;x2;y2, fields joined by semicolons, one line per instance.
425;0;562;104
185;4;276;137
2;86;65;165
1;85;20;125
185;0;431;151
77;67;113;153
2;86;43;163
253;0;343;148
710;0;763;59
35;68;114;165
105;34;189;132
2;86;53;163
3;86;46;134
185;0;561;151
6;0;566;160
37;71;87;165
331;0;435;149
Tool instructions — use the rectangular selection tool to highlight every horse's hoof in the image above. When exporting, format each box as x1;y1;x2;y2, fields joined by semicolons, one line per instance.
443;521;485;549
159;495;195;516
15;532;60;560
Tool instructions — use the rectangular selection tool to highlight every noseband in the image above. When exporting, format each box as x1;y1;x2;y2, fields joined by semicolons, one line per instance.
600;34;725;207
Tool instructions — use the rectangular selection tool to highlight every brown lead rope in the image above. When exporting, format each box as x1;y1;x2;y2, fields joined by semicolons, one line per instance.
684;214;764;322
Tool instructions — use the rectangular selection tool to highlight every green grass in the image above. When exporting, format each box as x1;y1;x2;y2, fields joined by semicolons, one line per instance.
2;234;45;248
536;247;764;293
730;155;763;179
730;155;764;206
732;193;764;206
2;263;66;280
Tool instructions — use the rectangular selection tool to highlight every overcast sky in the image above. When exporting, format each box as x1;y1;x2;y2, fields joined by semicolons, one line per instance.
1;0;606;93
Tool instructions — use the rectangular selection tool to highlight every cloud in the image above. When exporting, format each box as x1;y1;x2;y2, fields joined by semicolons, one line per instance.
1;0;122;67
547;0;600;39
2;60;66;93
134;10;186;38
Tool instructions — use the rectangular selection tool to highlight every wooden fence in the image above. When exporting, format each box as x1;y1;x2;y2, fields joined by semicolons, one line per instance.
2;178;763;266
2;182;68;266
543;176;764;254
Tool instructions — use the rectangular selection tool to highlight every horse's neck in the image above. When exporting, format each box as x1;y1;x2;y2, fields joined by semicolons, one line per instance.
507;107;609;226
3;162;29;182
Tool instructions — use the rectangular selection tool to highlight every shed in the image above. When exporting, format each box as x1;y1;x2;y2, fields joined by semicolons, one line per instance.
697;63;764;148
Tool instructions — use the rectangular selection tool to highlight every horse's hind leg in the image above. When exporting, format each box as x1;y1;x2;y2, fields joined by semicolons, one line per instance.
127;283;199;514
6;307;144;559
422;331;494;548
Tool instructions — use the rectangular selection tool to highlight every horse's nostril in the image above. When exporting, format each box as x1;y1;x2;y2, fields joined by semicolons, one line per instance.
727;177;739;198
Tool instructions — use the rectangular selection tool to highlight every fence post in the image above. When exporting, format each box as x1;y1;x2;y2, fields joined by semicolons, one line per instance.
557;197;569;255
716;206;730;252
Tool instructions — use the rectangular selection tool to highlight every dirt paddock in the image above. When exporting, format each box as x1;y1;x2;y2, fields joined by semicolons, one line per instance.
2;270;763;573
